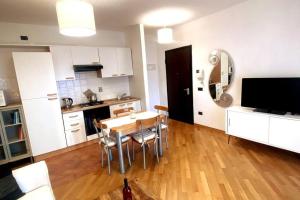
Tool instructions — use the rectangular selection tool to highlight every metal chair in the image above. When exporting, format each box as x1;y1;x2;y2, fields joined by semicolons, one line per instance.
132;116;160;169
154;105;169;149
93;119;131;175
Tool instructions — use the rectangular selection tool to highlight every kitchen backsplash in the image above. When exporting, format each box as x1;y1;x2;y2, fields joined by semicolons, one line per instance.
57;72;130;105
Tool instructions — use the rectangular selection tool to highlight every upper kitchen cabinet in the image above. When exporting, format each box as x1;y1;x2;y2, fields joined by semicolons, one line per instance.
99;47;133;78
12;52;58;100
50;45;75;81
98;47;119;77
116;48;133;76
71;46;100;65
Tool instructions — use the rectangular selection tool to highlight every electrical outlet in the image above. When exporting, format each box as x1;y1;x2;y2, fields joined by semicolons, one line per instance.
98;87;103;92
198;111;203;115
20;35;29;40
198;87;203;91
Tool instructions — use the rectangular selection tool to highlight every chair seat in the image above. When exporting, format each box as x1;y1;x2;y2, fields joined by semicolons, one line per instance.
161;124;168;129
133;130;156;143
99;136;130;147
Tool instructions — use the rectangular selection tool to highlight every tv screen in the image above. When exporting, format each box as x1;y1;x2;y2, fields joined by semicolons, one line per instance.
241;78;300;113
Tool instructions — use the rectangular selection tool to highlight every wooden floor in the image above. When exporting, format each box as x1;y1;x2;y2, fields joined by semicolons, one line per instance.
46;120;300;200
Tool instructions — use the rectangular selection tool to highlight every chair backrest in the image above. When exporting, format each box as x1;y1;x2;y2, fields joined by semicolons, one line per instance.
113;107;134;117
154;105;168;124
111;122;137;135
136;116;159;142
93;119;110;145
154;105;168;112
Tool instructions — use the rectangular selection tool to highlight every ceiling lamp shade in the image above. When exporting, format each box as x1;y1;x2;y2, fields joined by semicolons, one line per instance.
157;27;173;44
56;0;96;37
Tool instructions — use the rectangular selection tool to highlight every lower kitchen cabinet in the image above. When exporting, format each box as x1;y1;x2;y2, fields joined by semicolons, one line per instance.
109;100;141;117
0;105;32;165
62;111;86;146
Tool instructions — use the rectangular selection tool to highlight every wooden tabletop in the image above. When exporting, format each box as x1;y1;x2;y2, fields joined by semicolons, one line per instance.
98;180;158;200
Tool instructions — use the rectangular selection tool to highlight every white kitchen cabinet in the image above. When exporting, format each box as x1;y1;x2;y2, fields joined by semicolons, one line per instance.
22;98;66;156
13;52;67;156
71;46;100;65
109;100;141;117
98;47;133;78
116;48;133;76
62;111;86;146
50;45;75;81
12;52;58;100
98;47;119;77
269;117;300;153
227;110;269;144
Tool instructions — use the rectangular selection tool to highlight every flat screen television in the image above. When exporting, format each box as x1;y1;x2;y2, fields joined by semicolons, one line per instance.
241;78;300;114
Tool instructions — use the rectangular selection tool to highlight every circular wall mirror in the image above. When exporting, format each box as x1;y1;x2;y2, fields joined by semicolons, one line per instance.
208;49;234;107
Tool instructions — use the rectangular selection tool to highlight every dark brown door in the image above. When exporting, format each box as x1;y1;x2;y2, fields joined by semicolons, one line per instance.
165;45;194;124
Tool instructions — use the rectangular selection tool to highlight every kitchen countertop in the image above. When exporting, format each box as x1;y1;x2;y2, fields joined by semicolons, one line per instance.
61;97;140;114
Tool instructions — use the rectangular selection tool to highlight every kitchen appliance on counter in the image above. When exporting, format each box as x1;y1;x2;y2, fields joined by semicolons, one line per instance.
83;89;100;104
62;97;73;109
0;90;7;107
83;106;110;138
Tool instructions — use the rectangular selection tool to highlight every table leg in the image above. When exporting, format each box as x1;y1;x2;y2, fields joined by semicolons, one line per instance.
116;132;125;174
158;124;163;156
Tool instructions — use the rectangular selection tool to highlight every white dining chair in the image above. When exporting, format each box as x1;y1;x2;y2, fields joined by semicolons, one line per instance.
154;105;169;149
93;120;131;175
132;116;160;169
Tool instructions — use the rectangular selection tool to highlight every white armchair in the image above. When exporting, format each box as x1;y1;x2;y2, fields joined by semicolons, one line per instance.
12;161;55;200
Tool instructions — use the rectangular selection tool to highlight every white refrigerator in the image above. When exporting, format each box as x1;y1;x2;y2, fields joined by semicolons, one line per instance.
13;52;66;156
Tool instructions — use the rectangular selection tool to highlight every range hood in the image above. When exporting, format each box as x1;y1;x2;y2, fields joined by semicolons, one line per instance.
73;64;103;72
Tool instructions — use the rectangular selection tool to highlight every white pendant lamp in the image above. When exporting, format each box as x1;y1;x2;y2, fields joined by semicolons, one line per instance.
157;27;173;44
56;0;96;37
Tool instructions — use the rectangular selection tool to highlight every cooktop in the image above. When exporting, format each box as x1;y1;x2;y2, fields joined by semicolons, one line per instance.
79;101;104;108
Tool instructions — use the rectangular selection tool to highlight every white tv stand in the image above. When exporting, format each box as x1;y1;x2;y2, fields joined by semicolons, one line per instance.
226;106;300;154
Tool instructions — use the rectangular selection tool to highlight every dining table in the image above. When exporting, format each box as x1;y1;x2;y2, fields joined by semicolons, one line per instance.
100;111;163;174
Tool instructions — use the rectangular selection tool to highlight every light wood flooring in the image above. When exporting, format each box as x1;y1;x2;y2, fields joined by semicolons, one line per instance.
46;120;300;200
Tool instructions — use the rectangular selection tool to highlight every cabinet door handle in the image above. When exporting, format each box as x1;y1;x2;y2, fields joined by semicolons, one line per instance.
47;93;57;97
69;115;78;118
71;129;80;133
92;61;100;64
228;118;230;126
70;123;79;126
120;74;127;76
65;77;75;80
112;74;118;77
119;104;125;107
48;98;57;100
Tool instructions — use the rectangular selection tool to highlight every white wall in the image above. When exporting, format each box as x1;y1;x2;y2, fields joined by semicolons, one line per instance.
126;24;149;110
145;34;161;111
157;0;300;130
0;22;126;46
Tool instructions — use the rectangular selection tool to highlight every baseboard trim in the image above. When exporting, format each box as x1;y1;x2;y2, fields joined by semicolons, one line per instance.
34;139;98;162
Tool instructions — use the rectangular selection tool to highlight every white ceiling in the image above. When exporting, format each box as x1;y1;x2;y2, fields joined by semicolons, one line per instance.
0;0;245;30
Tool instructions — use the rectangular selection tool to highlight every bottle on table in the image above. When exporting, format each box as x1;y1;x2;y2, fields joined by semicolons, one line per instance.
123;178;132;200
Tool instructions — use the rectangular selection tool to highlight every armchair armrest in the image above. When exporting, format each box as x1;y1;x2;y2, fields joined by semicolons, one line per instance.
12;161;52;193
